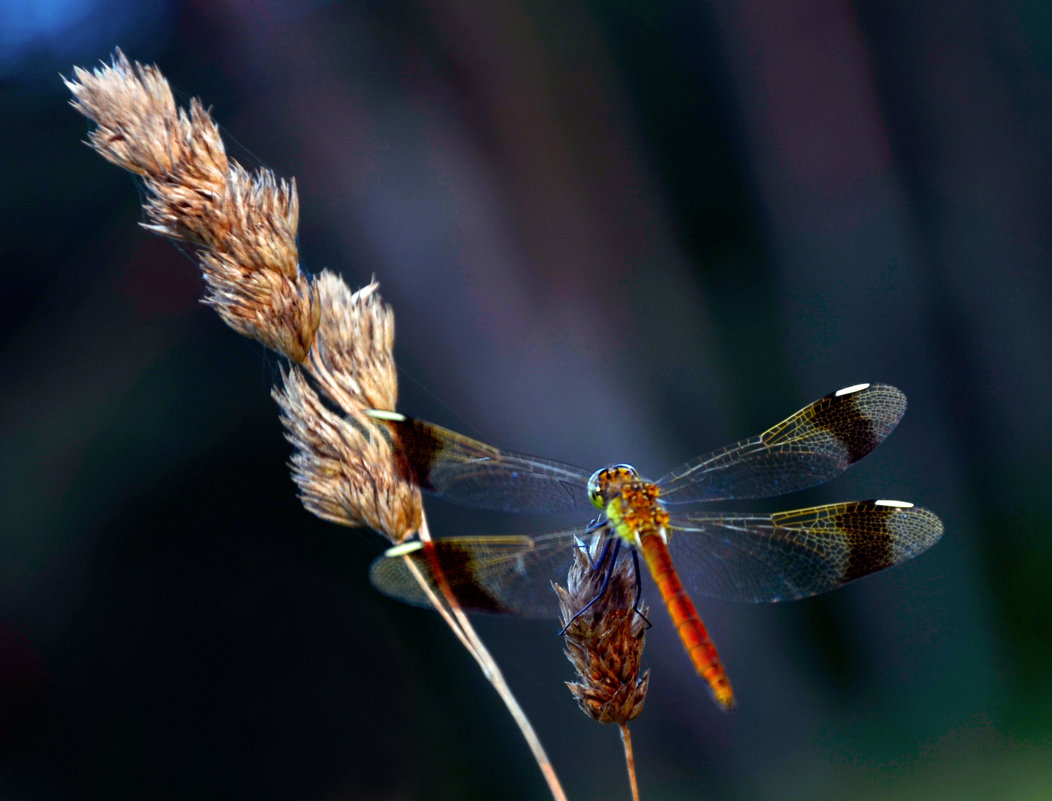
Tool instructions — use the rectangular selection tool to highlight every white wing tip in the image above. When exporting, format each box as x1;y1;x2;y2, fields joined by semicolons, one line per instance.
384;541;424;557
875;499;914;508
835;383;871;396
366;409;406;421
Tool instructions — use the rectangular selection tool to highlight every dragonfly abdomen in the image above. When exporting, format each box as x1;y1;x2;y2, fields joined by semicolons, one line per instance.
600;476;735;710
638;529;736;712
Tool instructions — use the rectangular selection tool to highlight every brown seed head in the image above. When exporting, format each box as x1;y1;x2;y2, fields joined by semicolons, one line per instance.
65;49;318;362
305;272;398;412
68;53;421;538
554;535;649;724
272;278;421;542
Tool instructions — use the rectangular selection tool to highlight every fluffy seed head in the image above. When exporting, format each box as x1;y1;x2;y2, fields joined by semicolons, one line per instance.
65;49;319;361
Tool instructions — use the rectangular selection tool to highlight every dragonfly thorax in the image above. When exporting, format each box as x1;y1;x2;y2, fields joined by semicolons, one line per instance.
587;464;642;509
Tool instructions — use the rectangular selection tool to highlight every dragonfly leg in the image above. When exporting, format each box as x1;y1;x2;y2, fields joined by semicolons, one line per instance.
571;522;613;572
584;528;615;572
580;515;606;542
630;547;652;631
559;538;623;634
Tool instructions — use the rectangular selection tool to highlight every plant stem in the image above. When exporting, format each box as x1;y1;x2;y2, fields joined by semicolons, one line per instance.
403;515;569;801
620;723;640;801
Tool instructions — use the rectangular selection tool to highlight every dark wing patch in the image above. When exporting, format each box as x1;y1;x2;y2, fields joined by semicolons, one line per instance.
368;412;594;513
369;531;598;618
665;500;942;603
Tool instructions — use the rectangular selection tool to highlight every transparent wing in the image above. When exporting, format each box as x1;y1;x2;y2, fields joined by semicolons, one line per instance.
657;383;908;503
367;411;594;513
666;500;943;603
370;501;943;612
369;529;605;618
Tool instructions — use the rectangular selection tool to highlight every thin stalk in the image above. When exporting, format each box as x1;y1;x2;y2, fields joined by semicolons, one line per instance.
298;268;566;798
405;515;568;801
619;723;640;801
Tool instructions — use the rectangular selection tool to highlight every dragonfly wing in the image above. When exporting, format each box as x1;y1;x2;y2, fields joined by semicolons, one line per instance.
367;411;594;513
370;529;596;618
657;383;908;503
666;500;943;603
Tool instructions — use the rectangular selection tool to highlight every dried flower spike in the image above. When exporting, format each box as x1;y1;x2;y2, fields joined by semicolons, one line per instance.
64;49;319;362
66;52;417;539
555;535;649;725
273;276;420;542
305;272;398;413
67;52;568;801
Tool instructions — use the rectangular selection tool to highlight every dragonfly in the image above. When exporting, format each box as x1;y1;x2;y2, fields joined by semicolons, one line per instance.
366;383;943;711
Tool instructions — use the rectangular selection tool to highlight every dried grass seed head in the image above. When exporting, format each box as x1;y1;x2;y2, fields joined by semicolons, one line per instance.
555;535;649;725
274;368;421;540
306;273;397;412
66;49;319;363
65;49;220;181
273;277;419;542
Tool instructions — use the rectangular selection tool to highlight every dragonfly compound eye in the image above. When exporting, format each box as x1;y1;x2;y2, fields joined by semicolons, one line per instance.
587;464;641;508
586;469;605;509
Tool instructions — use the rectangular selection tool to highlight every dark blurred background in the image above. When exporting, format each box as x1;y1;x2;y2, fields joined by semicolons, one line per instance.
3;1;1051;799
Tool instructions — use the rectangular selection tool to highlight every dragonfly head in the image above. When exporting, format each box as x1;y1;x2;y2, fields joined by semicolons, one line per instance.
587;464;640;509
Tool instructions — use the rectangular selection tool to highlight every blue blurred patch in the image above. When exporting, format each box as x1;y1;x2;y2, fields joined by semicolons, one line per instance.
0;0;173;77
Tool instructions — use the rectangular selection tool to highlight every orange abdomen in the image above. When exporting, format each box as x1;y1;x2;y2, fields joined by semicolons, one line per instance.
639;531;736;711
